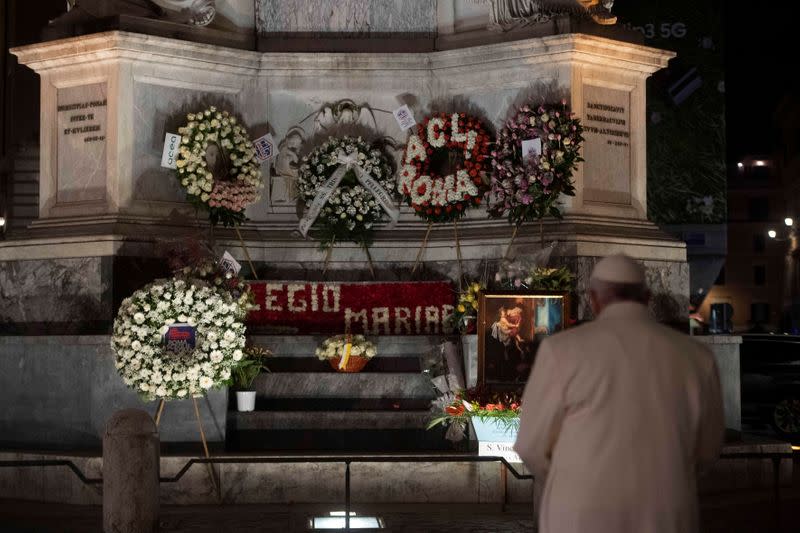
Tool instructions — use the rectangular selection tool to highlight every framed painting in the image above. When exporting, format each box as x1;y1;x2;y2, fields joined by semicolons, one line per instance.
477;290;570;390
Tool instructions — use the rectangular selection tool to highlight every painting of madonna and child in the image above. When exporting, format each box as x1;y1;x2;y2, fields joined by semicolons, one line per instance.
478;292;570;391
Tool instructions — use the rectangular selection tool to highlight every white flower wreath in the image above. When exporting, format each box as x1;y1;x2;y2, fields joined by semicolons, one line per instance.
296;136;397;247
111;278;247;401
175;106;263;227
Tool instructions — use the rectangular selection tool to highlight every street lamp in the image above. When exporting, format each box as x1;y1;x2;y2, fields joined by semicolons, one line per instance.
769;229;778;239
786;217;794;227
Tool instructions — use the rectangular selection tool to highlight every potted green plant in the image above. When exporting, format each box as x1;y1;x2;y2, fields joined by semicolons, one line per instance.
232;346;271;412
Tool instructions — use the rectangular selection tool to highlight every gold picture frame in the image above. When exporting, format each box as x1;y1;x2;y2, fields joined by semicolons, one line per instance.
477;290;571;390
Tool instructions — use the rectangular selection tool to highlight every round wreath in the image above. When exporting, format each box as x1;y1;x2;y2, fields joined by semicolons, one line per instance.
488;101;584;225
175;106;263;227
111;278;247;401
296;136;394;247
397;112;492;223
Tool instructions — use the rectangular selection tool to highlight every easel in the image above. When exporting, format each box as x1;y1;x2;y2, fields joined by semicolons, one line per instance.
154;396;221;501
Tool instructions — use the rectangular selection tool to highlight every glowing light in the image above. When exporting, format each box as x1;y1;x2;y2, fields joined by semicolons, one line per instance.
785;218;794;227
755;160;766;167
768;230;777;239
737;162;744;169
311;512;383;529
0;216;5;227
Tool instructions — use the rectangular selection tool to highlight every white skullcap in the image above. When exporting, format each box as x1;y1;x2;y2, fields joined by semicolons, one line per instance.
590;254;646;285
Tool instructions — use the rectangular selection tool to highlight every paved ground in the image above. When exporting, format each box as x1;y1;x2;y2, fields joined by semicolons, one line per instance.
2;490;800;533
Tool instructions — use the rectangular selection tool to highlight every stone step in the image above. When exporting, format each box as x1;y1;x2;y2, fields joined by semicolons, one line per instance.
253;372;437;401
249;335;441;358
231;410;432;430
226;411;453;452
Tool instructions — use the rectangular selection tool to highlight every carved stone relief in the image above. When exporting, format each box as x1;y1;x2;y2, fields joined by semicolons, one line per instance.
473;0;616;31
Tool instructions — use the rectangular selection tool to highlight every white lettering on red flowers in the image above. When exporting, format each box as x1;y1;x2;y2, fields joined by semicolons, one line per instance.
398;112;491;222
247;281;455;335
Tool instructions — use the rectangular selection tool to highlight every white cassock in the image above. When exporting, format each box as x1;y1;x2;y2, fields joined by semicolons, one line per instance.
514;301;724;533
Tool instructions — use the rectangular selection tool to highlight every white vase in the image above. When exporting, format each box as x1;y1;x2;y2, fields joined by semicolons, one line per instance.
236;391;256;412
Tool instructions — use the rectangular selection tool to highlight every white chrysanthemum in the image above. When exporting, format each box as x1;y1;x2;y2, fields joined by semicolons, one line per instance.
111;278;246;402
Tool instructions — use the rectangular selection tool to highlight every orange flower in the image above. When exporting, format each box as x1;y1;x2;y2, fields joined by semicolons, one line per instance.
445;404;465;416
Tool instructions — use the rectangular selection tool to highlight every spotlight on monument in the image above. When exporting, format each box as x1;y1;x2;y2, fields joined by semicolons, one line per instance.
768;230;777;239
785;218;794;227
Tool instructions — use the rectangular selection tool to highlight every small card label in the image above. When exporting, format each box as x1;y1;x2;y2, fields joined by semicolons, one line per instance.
219;251;242;275
521;138;542;160
253;133;275;162
393;104;417;131
478;441;522;463
164;323;196;354
160;132;181;169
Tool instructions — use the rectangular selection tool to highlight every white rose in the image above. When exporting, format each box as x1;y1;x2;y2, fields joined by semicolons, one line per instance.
233;349;243;362
133;313;145;325
199;376;213;389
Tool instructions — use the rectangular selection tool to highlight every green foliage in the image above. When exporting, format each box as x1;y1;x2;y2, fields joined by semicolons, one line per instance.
526;266;575;291
231;346;272;391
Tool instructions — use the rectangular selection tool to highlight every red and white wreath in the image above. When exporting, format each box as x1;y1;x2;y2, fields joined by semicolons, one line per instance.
397;113;492;223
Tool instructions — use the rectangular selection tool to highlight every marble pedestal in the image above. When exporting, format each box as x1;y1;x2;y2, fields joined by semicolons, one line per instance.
2;30;684;331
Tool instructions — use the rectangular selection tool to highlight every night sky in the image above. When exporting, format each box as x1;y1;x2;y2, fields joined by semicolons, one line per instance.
723;4;799;160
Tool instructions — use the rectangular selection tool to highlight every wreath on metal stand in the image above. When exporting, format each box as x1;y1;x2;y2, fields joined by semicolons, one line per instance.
487;101;584;259
112;277;248;500
397;112;492;278
175;106;264;278
296;136;398;277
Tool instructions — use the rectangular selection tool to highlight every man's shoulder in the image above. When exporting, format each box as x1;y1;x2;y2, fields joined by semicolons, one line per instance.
541;319;605;351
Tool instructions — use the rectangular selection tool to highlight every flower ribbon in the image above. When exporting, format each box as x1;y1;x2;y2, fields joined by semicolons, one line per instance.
298;150;400;237
339;333;353;370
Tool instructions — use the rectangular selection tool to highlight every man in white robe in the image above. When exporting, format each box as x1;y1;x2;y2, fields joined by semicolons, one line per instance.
514;254;724;533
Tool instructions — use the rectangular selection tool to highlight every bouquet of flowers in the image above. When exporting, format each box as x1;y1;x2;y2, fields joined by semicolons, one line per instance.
451;282;483;334
428;387;522;439
176;257;257;314
315;334;378;373
494;261;574;292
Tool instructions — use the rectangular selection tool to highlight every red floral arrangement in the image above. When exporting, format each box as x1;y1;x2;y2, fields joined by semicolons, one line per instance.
397;112;492;223
428;386;521;432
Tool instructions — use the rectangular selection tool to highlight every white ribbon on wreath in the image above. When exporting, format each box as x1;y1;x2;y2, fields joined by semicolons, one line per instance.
298;150;400;237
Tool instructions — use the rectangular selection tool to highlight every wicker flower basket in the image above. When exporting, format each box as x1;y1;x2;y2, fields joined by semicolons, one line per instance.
329;355;371;373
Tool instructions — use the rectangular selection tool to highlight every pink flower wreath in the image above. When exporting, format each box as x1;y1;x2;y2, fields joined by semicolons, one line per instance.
487;101;584;226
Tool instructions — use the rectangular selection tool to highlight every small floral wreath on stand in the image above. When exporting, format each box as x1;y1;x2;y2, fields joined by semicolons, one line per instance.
111;278;247;401
397;112;492;277
488;101;583;257
175;106;263;228
296;136;398;275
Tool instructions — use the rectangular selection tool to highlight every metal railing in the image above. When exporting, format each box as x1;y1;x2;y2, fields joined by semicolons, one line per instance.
1;451;795;531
